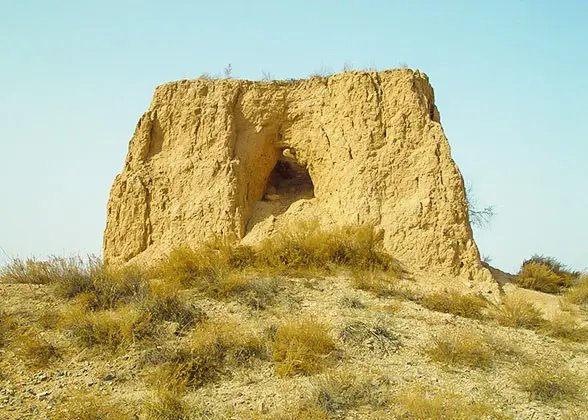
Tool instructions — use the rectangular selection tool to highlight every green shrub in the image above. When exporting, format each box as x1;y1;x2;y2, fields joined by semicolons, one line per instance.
516;255;579;294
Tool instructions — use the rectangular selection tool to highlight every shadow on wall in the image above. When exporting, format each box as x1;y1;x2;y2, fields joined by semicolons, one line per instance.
246;149;314;233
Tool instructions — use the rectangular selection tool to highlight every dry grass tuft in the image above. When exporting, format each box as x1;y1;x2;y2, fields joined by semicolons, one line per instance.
238;276;281;310
0;310;16;347
395;383;503;419
565;274;588;308
140;279;204;329
543;314;588;343
349;269;405;297
151;239;254;288
428;328;494;369
53;392;129;420
516;255;580;294
309;371;374;414
420;291;487;319
149;320;265;390
272;318;337;377
61;304;152;350
515;365;583;402
17;331;60;368
256;220;392;275
489;295;545;329
340;295;366;309
340;321;401;355
143;389;190;420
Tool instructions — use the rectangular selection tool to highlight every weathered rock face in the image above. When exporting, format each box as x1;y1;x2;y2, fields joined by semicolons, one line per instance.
104;69;486;280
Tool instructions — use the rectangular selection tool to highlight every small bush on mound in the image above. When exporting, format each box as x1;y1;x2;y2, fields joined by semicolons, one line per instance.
395;383;503;419
516;255;580;294
151;321;265;390
428;328;494;369
61;305;152;350
256;220;392;274
272;318;337;377
421;292;487;319
565;274;588;308
515;366;582;402
490;295;545;329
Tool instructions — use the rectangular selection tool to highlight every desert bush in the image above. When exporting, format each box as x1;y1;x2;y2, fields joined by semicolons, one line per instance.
272;317;337;377
490;295;545;329
565;274;588;307
150;320;265;390
543;314;588;343
395;383;502;419
515;365;582;402
420;291;487;319
17;331;59;368
61;304;152;350
428;328;494;369
143;389;189;420
516;255;580;294
256;220;392;274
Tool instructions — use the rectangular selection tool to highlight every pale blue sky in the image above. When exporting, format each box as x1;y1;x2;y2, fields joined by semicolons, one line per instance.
1;1;586;273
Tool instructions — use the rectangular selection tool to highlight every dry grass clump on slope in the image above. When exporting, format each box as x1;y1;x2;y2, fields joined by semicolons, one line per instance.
489;295;545;329
515;365;583;403
565;274;588;308
395;383;505;419
148;320;265;391
142;388;190;420
53;391;130;420
420;291;487;319
427;328;498;369
255;220;393;274
272;317;337;377
542;314;588;343
16;331;60;368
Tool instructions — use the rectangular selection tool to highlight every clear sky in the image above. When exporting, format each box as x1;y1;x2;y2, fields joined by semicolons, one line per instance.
1;0;586;273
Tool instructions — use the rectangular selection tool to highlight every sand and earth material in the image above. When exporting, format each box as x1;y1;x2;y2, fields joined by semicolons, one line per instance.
103;69;495;293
